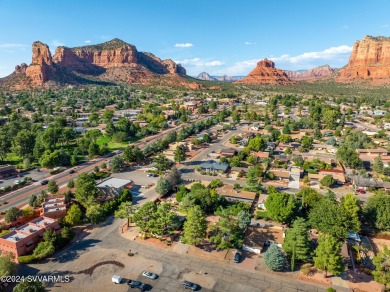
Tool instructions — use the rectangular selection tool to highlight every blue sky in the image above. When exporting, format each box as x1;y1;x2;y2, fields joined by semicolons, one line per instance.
1;0;390;77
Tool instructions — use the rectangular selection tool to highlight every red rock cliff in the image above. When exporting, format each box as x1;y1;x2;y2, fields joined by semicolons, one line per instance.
235;58;291;84
285;65;335;81
338;35;390;82
25;41;55;85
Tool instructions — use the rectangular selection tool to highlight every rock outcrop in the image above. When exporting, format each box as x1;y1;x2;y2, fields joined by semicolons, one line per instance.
25;41;55;85
338;35;390;83
284;65;335;81
1;38;190;90
196;72;216;81
235;58;292;84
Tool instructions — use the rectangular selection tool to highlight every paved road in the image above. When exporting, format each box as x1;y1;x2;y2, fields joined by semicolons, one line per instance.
20;217;326;292
0;115;218;212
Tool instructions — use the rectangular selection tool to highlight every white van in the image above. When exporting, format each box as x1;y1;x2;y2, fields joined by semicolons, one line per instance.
112;275;123;284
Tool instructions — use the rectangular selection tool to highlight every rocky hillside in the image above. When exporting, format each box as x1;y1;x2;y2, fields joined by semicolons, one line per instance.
235;58;292;84
284;65;336;81
337;35;390;84
0;39;193;90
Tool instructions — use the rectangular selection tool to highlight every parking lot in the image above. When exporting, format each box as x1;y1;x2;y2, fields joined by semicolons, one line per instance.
0;168;50;189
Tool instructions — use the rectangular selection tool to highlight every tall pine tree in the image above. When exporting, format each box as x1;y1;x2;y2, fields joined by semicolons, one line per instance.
314;234;344;277
282;217;311;271
181;206;207;245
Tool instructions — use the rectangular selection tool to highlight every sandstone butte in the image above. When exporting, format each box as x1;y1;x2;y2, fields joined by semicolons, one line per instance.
284;65;335;81
338;35;390;84
0;38;196;90
234;58;292;84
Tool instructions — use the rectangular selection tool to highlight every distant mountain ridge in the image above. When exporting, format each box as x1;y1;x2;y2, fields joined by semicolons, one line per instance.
284;65;336;80
195;72;244;82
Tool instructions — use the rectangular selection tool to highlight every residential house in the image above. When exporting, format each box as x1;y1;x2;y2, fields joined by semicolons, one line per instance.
373;110;387;116
216;185;256;204
96;178;133;199
384;122;390;130
356;148;388;156
199;160;229;173
308;169;346;185
253;151;270;159
243;226;285;254
0;217;61;260
220;148;237;158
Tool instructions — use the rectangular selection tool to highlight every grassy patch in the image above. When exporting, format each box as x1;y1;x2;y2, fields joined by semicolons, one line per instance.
0;154;23;166
96;135;128;151
255;210;271;220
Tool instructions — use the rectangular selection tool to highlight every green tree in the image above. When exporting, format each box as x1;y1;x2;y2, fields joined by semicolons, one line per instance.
14;129;35;158
301;136;313;150
372;245;390;289
320;175;334;187
175;185;188;202
67;179;75;189
131;202;157;233
237;210;251;230
109;155;126;172
86;204;105;224
264;244;286;271
244;165;263;192
202;134;212;143
102;109;114;121
14;279;45;292
209;211;243;250
364;193;390;231
174;145;186;163
165;166;182;188
279;134;291;143
340;193;361;233
0;132;11;161
282;218;311;271
314;234;344;277
148;203;179;236
88;142;100;158
64;204;83;225
309;198;348;240
74;173;99;207
181;206;207;245
373;155;384;174
47;180;59;193
0;255;16;277
33;240;55;259
264;191;297;224
5;207;23;223
114;201;138;226
123;146;144;163
156;178;172;196
247;136;265;151
209;179;223;189
153;154;172;172
336;145;362;168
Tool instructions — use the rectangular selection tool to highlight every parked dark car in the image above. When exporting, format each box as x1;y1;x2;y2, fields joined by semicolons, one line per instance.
127;280;146;291
40;180;49;185
182;281;198;290
233;251;241;263
69;169;76;174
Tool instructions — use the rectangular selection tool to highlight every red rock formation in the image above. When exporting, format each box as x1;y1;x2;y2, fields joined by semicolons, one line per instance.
285;65;335;81
235;58;292;84
25;41;55;85
1;38;191;89
338;35;390;83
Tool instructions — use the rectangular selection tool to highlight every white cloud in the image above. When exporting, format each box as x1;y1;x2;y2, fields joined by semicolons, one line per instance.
174;43;193;48
245;41;256;45
381;24;389;28
175;58;224;67
217;45;353;75
85;40;91;43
